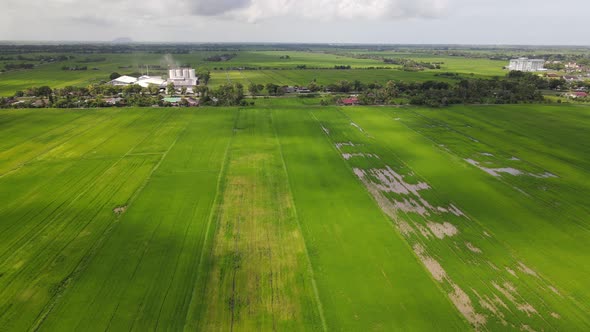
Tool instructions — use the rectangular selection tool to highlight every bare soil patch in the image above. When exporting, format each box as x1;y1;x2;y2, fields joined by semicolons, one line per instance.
426;221;458;239
113;205;128;216
449;284;486;328
465;242;482;253
518;262;539;278
413;244;446;282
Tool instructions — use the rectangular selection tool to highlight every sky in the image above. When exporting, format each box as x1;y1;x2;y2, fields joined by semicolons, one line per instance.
0;0;588;45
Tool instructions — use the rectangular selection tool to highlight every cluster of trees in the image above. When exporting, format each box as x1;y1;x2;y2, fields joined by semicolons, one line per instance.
356;72;546;107
545;63;566;71
334;65;352;70
61;65;88;71
4;63;35;71
77;57;107;63
383;58;441;71
205;53;237;62
193;83;247;106
279;55;291;59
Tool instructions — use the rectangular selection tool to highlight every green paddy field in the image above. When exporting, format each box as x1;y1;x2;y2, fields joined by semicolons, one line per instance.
0;50;506;96
0;101;589;331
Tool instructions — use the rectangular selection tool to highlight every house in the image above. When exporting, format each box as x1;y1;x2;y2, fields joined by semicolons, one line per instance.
32;99;45;108
563;75;580;82
284;86;296;94
568;92;588;98
341;97;359;106
105;97;123;105
186;98;200;107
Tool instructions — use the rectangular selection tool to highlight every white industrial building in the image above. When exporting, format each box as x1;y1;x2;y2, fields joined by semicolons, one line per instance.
108;68;199;93
109;75;139;86
508;58;546;72
167;68;199;90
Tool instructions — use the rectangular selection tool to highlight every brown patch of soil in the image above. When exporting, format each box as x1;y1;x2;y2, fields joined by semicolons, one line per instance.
370;166;430;196
413;244;446;282
517;303;538;317
548;286;561;296
506;267;517;278
416;224;432;239
113;205;128;216
517;262;539;278
449;284;486;328
397;221;414;236
474;290;507;325
466;242;482;253
550;312;560;319
426;221;459;239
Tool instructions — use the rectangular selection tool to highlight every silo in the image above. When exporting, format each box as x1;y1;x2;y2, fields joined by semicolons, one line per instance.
189;69;196;79
168;69;175;79
183;68;190;78
176;69;182;78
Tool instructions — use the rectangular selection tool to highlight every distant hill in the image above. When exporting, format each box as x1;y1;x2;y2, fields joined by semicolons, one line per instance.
112;37;133;44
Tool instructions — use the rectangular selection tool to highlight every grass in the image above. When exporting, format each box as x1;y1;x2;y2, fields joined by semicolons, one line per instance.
0;101;589;331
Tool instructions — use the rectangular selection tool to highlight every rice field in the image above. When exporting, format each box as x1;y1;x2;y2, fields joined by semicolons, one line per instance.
0;102;589;331
0;50;503;96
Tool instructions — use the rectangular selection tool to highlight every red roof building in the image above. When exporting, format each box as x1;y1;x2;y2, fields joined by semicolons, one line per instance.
341;97;359;106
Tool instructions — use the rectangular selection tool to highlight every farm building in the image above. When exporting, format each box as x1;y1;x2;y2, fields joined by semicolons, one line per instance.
508;58;545;72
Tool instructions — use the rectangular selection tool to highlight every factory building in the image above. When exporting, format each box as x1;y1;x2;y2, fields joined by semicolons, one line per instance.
107;67;199;93
167;68;199;90
508;58;546;72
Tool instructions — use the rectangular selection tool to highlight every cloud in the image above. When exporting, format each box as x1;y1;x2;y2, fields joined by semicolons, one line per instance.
187;0;449;22
190;0;252;16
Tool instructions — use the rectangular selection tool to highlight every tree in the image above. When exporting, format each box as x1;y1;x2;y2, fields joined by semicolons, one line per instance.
181;87;187;95
147;83;160;95
110;72;121;80
197;69;211;85
308;81;321;92
248;83;262;96
167;82;176;95
195;85;209;98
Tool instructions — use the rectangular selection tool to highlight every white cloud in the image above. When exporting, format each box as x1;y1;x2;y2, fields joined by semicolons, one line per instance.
188;0;449;22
